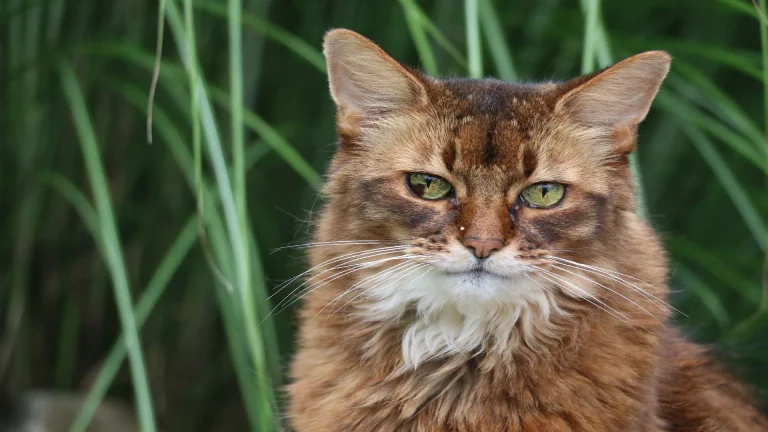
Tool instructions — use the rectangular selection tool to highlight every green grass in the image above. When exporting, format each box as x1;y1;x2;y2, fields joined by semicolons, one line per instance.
465;0;483;78
59;62;156;432
1;1;767;431
69;217;198;432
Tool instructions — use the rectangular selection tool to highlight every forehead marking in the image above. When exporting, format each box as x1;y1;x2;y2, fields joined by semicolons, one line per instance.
483;120;498;165
522;146;538;178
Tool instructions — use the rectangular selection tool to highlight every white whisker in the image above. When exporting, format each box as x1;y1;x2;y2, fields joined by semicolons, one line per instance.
550;258;672;313
266;255;414;320
278;254;425;310
544;256;686;317
275;255;429;316
271;239;403;252
333;262;433;316
269;245;409;300
547;263;665;327
318;261;431;319
529;265;650;332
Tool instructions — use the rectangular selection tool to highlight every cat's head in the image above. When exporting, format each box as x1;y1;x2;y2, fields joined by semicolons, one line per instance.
315;29;669;365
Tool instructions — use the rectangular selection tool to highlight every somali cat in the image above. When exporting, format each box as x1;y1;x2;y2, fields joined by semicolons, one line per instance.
285;29;768;431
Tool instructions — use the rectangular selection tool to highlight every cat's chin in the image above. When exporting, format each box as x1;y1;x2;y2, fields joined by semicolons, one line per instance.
362;267;564;368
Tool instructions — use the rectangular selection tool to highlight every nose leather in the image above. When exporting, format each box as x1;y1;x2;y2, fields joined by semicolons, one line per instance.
462;237;504;259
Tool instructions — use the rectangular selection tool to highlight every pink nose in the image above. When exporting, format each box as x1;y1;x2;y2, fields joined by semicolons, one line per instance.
462;237;503;259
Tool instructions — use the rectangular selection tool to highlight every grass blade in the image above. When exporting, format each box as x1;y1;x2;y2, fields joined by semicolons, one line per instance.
228;2;273;429
679;123;766;251
209;88;321;187
105;77;268;421
40;172;100;246
621;37;762;81
758;0;768;136
479;0;517;81
195;0;325;73
676;264;731;331
79;41;320;187
69;218;198;432
756;0;768;328
668;237;762;305
228;0;246;304
580;0;599;74
58;62;156;432
672;61;765;152
147;0;166;144
465;0;482;78
579;0;612;67
398;0;467;71
183;0;204;233
657;90;766;172
164;2;277;429
399;0;438;75
719;0;760;17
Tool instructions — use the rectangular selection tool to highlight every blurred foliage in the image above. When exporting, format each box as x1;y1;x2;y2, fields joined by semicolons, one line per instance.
1;0;767;431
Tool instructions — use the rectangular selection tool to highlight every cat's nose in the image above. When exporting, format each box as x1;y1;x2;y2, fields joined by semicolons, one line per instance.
462;237;503;259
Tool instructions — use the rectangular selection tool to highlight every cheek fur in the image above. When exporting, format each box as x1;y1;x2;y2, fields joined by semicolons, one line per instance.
356;176;458;237
517;189;609;245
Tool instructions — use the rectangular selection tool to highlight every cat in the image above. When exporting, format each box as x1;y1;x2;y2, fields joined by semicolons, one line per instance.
286;29;768;431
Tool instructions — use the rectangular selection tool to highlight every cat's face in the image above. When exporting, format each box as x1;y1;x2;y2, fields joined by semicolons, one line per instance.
316;30;669;365
326;80;628;302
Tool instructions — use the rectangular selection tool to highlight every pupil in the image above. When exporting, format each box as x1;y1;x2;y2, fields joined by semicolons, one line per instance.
541;185;549;198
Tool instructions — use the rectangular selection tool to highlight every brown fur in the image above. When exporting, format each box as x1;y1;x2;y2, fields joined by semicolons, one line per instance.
286;29;768;431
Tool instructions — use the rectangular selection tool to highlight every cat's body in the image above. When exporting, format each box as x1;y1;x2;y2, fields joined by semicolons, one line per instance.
286;29;768;431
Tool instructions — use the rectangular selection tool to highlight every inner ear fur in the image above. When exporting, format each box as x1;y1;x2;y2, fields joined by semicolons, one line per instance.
556;51;671;127
323;29;428;134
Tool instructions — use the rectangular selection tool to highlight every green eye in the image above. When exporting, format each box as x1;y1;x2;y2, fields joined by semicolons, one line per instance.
521;182;566;208
407;173;454;200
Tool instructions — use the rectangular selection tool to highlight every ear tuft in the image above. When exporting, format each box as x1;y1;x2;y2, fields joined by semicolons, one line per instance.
323;29;427;121
556;51;671;126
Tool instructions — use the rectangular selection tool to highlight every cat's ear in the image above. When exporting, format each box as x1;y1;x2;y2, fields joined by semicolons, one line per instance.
555;51;671;127
323;29;427;126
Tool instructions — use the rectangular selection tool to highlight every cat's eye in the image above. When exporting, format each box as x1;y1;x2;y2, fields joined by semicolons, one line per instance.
520;182;566;208
407;173;454;200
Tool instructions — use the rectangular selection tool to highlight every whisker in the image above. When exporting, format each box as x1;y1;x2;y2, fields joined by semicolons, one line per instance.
547;263;665;327
525;269;613;319
268;245;409;300
342;262;433;312
322;261;417;313
277;254;424;311
271;239;404;253
331;262;433;316
546;255;655;289
318;261;432;319
266;255;408;321
544;256;687;317
547;258;671;312
529;265;650;332
315;261;419;319
274;255;429;316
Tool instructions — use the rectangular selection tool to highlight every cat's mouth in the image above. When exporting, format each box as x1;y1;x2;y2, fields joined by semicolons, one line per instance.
443;263;508;280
